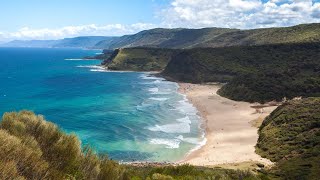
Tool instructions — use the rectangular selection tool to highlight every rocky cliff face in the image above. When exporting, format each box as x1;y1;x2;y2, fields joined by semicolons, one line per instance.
100;49;119;65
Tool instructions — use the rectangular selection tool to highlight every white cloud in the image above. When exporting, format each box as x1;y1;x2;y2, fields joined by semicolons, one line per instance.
229;0;262;11
161;0;320;29
1;23;156;41
1;0;320;41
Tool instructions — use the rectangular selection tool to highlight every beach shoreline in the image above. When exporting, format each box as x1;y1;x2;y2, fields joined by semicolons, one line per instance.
177;83;277;167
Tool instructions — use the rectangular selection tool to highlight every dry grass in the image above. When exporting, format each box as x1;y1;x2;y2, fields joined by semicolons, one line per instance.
0;111;127;180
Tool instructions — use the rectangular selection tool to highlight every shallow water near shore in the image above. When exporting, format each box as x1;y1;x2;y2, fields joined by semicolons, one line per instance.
0;47;205;162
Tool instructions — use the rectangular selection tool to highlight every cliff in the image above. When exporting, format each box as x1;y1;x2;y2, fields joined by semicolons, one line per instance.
162;43;320;103
106;48;179;71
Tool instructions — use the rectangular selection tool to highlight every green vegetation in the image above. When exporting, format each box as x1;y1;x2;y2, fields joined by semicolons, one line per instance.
256;98;320;180
107;48;179;71
84;49;116;63
92;23;320;102
0;111;270;180
194;23;320;48
3;23;320;49
94;23;320;49
163;43;320;103
93;27;237;49
101;41;320;103
125;164;266;180
0;111;127;179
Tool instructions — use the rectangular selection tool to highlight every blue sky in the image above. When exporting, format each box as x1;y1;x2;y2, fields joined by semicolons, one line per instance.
0;0;168;31
0;0;319;41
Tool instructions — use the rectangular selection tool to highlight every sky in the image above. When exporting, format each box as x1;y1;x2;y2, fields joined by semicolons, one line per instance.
0;0;319;41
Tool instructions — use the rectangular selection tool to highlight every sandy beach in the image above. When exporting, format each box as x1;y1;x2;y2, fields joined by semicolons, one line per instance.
178;83;278;167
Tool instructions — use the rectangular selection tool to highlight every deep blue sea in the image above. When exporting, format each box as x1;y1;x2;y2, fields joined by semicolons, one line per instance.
0;47;205;162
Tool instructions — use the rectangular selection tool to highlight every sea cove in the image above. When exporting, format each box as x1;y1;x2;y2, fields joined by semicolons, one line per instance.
0;47;205;162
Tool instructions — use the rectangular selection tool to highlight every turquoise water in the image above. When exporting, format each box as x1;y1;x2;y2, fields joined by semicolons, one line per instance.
0;47;205;162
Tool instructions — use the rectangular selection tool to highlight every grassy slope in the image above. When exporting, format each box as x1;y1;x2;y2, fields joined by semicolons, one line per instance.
107;48;179;71
94;23;320;49
126;165;266;180
196;23;320;48
53;36;113;48
256;98;320;179
94;28;239;49
162;43;320;103
0;111;267;180
94;28;181;49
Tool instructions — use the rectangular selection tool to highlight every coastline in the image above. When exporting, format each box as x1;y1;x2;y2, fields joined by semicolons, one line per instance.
177;83;277;167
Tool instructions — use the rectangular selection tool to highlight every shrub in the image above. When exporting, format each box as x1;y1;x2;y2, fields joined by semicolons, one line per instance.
0;111;126;179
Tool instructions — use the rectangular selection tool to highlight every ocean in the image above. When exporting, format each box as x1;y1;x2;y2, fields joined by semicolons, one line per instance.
0;47;205;162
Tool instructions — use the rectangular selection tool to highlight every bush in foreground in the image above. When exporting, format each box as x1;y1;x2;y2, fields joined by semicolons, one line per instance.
0;111;127;179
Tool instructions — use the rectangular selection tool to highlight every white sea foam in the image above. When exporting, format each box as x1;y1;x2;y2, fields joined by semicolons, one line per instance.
152;80;162;84
141;76;159;80
77;65;104;69
176;116;192;124
149;97;169;101
155;92;171;95
64;58;87;61
148;88;172;95
180;137;200;144
139;80;163;85
149;138;181;149
136;101;154;111
90;69;108;72
142;74;207;156
140;74;165;80
148;88;159;93
139;73;168;85
177;98;198;116
186;137;207;155
176;135;184;140
76;65;109;72
174;135;207;154
147;122;190;134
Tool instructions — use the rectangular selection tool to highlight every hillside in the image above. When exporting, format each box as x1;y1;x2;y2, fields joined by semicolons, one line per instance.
94;23;320;49
2;23;320;50
0;36;113;48
256;98;320;180
0;111;266;179
194;23;320;48
106;48;179;71
162;42;320;103
94;28;237;49
53;36;114;48
0;40;58;48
